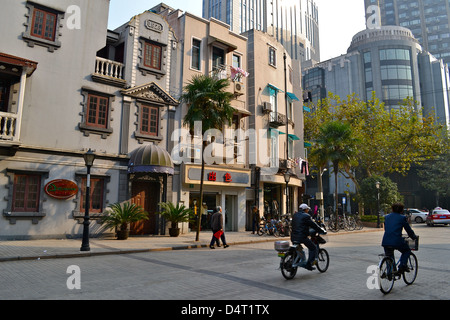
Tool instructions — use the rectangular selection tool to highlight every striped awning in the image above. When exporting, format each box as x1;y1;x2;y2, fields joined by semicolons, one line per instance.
128;144;174;175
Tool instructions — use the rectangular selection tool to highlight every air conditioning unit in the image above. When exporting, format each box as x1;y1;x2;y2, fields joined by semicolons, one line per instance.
262;102;272;114
234;82;245;95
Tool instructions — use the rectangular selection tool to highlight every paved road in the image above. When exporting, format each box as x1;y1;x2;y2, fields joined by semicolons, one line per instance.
0;224;448;302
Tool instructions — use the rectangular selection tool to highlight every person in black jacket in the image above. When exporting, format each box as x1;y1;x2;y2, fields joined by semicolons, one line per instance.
291;204;327;270
209;206;229;249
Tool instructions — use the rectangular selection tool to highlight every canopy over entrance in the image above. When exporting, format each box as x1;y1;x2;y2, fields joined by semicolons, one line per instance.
128;144;174;175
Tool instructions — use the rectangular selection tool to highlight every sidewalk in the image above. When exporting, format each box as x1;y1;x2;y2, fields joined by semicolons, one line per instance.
0;228;382;262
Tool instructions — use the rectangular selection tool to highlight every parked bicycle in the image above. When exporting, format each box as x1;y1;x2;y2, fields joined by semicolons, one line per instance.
327;212;356;232
275;232;329;280
378;236;419;294
258;217;280;237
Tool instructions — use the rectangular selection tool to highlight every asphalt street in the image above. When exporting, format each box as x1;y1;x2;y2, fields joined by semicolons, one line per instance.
0;224;448;302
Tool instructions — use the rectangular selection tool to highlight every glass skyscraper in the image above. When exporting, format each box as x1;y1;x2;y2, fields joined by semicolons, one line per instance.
203;0;320;62
365;0;450;64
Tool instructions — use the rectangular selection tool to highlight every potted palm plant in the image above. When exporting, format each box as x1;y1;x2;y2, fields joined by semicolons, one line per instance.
158;202;194;237
101;202;149;240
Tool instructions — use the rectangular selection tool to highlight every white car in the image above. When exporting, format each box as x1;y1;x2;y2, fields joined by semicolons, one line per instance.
405;208;428;223
426;208;450;226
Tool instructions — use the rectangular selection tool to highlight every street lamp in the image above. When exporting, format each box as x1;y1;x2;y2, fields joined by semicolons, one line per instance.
80;149;95;252
284;170;291;217
376;181;381;229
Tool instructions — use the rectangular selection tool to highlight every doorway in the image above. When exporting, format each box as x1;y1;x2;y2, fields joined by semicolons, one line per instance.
130;181;160;235
225;195;236;232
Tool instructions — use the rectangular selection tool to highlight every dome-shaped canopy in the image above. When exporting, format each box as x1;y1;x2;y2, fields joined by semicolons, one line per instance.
128;144;174;175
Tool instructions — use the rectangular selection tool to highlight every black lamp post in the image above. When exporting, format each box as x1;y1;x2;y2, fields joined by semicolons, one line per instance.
80;149;95;252
376;181;381;228
284;170;291;217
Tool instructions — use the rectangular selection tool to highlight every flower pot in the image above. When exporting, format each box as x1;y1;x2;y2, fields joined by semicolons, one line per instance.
117;229;129;240
169;228;180;237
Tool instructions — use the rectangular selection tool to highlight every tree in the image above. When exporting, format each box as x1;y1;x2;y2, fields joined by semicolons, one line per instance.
304;93;446;210
359;176;402;215
180;74;235;241
313;121;357;226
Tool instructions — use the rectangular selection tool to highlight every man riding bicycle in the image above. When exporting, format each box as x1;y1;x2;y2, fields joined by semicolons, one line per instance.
291;203;327;270
382;203;418;274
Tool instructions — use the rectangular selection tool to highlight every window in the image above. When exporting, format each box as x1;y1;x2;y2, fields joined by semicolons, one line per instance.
232;54;241;69
269;47;277;67
212;47;225;71
80;177;105;213
86;94;109;128
22;2;64;52
30;8;56;41
79;89;114;139
191;39;201;71
12;174;40;212
141;105;159;136
144;42;162;70
0;79;11;112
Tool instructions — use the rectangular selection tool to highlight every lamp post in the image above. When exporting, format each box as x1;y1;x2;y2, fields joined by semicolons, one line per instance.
376;181;381;229
284;170;291;217
80;149;95;252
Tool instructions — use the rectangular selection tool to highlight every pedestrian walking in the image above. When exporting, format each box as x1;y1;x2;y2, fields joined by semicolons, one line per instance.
210;206;229;249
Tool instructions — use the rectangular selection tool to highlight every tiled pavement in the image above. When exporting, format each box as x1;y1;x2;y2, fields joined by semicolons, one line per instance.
0;228;381;262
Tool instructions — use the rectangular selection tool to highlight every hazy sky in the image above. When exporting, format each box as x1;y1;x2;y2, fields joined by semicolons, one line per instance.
108;0;367;61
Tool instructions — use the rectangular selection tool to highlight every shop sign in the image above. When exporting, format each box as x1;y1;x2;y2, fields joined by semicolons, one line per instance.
44;179;78;200
207;171;233;183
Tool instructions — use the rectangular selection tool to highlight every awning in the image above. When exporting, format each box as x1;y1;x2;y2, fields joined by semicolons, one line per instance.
128;144;174;175
286;92;300;101
269;128;285;135
288;134;300;141
0;52;38;76
267;83;284;93
233;106;252;117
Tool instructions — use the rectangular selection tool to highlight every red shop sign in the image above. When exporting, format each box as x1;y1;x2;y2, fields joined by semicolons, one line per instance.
44;179;79;200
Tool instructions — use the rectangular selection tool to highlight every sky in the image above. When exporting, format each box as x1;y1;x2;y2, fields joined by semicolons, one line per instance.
108;0;367;62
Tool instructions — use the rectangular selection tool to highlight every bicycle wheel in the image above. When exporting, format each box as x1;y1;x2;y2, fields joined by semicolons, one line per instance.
378;257;395;294
257;226;265;236
280;251;298;280
402;252;418;285
316;248;329;273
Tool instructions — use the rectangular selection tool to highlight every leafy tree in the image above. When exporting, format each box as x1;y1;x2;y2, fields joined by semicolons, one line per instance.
305;93;446;196
180;74;235;241
359;175;402;215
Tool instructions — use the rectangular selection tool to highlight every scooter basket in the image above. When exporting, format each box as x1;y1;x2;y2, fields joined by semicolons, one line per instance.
274;241;290;252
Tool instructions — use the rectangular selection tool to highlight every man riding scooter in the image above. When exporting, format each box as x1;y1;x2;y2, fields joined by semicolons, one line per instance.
291;204;327;270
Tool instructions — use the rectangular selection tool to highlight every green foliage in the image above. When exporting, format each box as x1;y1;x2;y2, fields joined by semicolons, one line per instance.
359;176;403;214
157;202;194;229
360;215;385;223
101;202;149;231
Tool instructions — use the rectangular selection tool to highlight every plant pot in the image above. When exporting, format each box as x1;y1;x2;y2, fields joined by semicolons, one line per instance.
169;228;180;237
117;229;129;240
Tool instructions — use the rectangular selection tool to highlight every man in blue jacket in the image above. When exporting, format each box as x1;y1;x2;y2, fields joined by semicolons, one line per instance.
382;203;418;273
291;204;326;270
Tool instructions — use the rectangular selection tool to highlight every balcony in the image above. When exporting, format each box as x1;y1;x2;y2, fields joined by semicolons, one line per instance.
269;111;287;127
0;112;18;142
91;57;127;88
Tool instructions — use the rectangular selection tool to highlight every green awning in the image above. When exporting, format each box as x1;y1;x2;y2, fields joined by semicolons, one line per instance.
267;83;284;93
288;134;300;141
286;92;300;101
269;128;285;135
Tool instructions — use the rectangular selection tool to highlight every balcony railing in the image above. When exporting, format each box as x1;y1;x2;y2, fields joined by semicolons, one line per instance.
0;112;18;141
92;57;127;87
269;111;287;127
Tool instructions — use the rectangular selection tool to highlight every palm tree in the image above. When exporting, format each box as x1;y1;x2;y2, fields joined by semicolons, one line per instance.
314;121;357;227
180;74;235;241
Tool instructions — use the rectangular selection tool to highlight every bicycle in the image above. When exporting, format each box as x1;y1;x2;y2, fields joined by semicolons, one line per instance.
275;233;329;280
378;236;419;294
258;217;280;237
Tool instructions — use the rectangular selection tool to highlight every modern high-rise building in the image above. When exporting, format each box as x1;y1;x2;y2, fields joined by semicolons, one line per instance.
202;0;320;62
365;0;450;64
